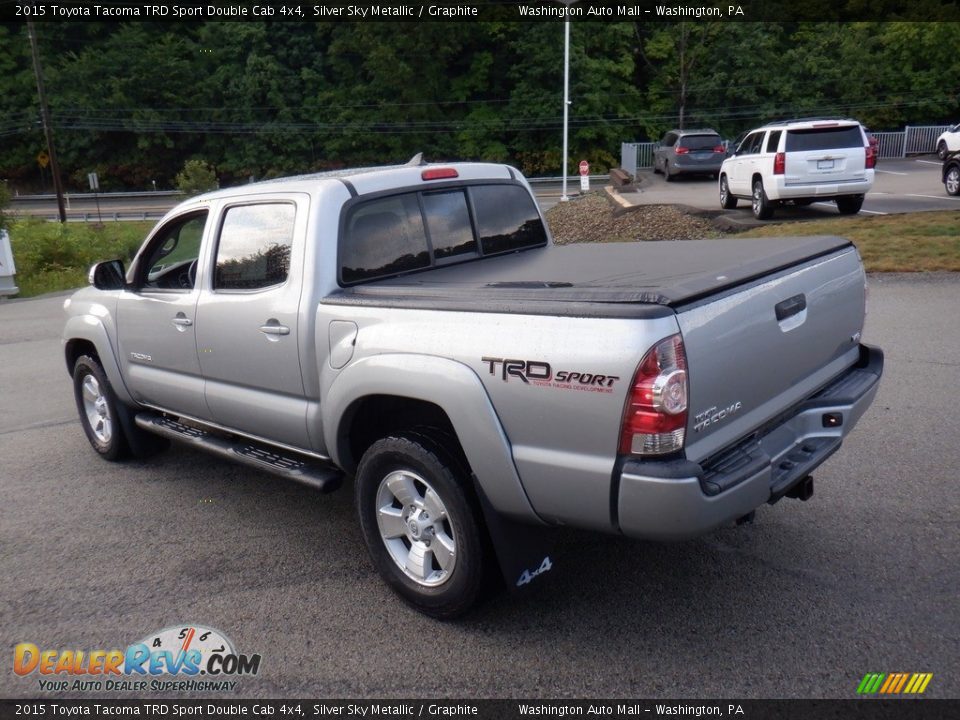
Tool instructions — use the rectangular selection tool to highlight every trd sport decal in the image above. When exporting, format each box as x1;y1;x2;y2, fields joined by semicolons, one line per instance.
482;357;619;394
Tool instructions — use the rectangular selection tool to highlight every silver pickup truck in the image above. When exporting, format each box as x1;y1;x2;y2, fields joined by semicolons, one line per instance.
63;161;883;617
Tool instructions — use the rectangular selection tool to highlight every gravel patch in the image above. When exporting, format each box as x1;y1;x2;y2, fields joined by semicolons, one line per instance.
545;192;721;244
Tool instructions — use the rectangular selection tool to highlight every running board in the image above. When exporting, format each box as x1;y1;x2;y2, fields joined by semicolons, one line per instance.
134;413;343;493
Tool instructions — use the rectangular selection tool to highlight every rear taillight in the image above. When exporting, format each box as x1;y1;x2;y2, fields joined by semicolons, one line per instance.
713;145;725;153
619;334;688;456
774;152;786;175
865;144;877;169
674;146;689;155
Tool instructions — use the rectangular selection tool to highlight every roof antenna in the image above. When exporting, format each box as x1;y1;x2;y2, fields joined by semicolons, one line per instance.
405;152;427;167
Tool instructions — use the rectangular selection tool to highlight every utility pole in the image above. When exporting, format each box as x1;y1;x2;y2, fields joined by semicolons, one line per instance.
27;20;67;223
560;9;572;202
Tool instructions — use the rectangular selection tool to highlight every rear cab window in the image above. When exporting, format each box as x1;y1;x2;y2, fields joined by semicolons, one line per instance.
340;183;546;285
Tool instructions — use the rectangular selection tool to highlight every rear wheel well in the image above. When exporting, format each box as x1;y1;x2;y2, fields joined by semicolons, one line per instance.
341;396;468;476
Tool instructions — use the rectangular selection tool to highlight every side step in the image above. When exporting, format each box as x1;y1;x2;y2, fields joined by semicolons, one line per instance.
134;413;343;493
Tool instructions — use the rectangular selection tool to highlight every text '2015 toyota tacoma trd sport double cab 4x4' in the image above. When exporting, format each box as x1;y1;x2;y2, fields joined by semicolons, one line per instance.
64;160;883;617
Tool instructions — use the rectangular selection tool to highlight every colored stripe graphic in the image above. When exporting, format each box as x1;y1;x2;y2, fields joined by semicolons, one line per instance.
857;673;885;694
893;673;910;693
857;672;932;694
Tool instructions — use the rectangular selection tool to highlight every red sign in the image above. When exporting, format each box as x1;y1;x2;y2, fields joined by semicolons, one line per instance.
578;160;589;176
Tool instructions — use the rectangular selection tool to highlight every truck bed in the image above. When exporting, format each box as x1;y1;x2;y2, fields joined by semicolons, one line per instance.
325;236;852;317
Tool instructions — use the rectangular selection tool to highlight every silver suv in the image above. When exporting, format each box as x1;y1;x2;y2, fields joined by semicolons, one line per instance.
719;118;876;219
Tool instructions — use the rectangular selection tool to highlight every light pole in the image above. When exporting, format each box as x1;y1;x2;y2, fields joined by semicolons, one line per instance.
560;6;573;202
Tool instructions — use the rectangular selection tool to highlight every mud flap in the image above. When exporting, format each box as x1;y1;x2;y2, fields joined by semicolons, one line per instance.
472;476;558;592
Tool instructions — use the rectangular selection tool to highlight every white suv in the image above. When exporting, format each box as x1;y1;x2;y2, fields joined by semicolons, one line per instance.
935;123;960;160
719;119;876;219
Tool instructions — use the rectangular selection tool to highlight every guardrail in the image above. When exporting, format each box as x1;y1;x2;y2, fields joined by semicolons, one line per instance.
527;175;610;184
13;210;169;223
10;190;183;203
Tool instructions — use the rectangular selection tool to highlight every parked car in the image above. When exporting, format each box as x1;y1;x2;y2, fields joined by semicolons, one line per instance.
64;160;883;617
719;118;876;220
653;128;727;180
936;123;960;160
942;151;960;195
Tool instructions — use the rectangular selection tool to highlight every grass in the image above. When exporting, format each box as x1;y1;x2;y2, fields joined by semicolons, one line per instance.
6;219;154;297
736;210;960;272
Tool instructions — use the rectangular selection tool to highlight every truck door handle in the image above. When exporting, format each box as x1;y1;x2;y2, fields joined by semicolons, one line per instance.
171;315;193;327
775;294;807;321
259;323;290;336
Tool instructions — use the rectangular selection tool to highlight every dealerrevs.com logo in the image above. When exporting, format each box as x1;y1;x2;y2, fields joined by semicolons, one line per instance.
14;625;261;693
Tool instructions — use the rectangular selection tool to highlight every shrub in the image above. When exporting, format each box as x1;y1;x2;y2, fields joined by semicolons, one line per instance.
175;160;218;197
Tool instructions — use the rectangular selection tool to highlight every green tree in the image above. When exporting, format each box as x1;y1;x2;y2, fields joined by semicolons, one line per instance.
175;159;217;196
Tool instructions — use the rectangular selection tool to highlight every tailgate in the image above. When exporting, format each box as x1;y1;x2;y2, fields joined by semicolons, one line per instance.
677;247;866;464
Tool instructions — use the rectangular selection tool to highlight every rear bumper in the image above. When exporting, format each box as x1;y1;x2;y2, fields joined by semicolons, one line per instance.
670;158;725;174
768;175;873;201
616;344;883;541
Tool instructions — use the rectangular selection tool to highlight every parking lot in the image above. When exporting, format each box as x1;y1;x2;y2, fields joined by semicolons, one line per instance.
1;272;958;700
537;157;957;219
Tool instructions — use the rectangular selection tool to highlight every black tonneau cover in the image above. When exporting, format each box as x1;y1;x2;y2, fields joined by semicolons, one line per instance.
325;236;852;317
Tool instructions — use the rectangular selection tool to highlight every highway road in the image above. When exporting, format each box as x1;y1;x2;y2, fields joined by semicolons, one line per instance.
10;157;956;219
1;274;958;700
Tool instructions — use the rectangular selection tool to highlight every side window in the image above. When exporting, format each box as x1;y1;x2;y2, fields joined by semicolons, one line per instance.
341;193;430;284
214;203;294;291
141;212;208;291
766;130;782;154
740;132;763;156
662;133;677;147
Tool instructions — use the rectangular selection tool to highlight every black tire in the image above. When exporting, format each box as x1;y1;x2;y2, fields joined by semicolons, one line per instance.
937;140;948;161
836;195;864;215
355;432;487;619
751;178;774;220
944;165;960;196
719;175;738;209
73;355;131;460
72;355;169;460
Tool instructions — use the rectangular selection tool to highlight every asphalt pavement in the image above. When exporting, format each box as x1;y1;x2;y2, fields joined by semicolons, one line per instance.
1;274;958;700
537;157;957;218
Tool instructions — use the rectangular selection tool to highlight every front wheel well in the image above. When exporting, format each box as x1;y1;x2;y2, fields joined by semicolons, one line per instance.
65;339;98;376
339;395;468;476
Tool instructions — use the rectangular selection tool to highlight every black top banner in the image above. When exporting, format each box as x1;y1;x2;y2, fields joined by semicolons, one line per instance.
5;0;960;23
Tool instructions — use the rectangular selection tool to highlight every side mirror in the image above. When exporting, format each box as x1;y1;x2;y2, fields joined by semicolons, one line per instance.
88;259;126;290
